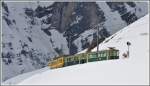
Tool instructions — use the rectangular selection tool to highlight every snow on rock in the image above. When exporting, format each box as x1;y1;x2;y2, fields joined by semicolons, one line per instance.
96;2;127;34
49;29;69;54
2;14;149;85
135;2;149;18
74;29;95;52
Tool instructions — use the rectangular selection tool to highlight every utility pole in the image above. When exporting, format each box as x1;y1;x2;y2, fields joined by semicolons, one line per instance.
68;31;73;55
68;34;71;55
96;23;103;59
68;35;70;54
96;25;99;58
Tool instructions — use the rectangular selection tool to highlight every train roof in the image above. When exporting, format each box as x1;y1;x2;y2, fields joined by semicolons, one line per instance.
99;47;119;51
53;55;70;60
52;47;119;60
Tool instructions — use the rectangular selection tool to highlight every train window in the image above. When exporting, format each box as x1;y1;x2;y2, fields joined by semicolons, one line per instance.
54;60;57;64
115;51;117;56
51;62;53;65
112;51;114;56
71;57;73;61
98;53;100;57
98;53;101;57
68;58;70;62
113;51;117;56
58;59;62;63
80;55;84;59
117;51;119;56
103;52;107;57
68;58;71;62
108;51;110;56
109;51;113;56
67;58;69;62
70;58;73;61
64;58;67;62
89;54;92;58
77;57;79;60
57;59;59;62
74;57;76;61
103;52;106;57
90;54;93;58
75;57;78;61
100;52;102;57
111;51;114;56
93;53;97;58
73;57;75;61
101;52;103;57
89;54;93;58
75;56;78;61
52;61;55;65
52;61;54;65
53;62;55;65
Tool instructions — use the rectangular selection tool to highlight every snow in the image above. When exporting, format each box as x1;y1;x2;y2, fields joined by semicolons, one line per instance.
74;29;95;52
49;29;69;54
70;15;83;26
135;2;149;18
96;2;127;34
2;67;50;85
37;1;54;8
2;1;58;81
2;14;149;85
96;2;148;35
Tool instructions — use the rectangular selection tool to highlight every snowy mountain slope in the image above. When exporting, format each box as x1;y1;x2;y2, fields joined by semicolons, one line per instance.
91;14;149;58
2;2;148;81
2;2;59;81
2;67;50;85
2;14;149;85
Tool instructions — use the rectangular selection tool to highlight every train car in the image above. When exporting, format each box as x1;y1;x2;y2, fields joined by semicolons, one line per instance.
64;53;88;67
64;55;75;66
78;53;88;64
48;56;64;69
106;47;119;59
87;48;119;62
48;48;119;69
87;52;99;62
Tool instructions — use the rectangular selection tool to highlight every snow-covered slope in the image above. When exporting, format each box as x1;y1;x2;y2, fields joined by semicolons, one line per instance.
2;14;149;85
2;67;50;85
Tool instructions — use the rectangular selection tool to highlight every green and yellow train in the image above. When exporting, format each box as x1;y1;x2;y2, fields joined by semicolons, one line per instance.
48;48;119;69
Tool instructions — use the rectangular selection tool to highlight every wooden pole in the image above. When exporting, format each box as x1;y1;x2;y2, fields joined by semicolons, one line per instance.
97;26;99;58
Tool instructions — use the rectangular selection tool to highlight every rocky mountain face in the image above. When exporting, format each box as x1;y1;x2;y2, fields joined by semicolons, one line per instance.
2;2;148;81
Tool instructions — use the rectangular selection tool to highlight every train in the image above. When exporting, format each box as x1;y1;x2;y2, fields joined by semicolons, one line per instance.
48;47;119;69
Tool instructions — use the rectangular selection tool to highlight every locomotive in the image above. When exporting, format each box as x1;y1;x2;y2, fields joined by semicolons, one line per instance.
48;47;119;69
